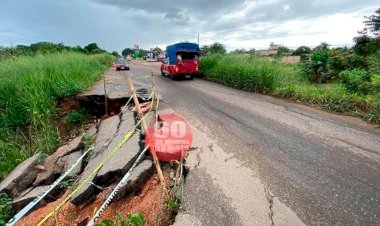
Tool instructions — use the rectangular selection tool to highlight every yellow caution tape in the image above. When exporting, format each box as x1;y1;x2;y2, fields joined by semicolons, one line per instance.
37;113;149;226
38;75;158;225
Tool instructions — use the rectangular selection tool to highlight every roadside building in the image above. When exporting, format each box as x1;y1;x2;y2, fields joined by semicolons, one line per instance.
257;42;279;56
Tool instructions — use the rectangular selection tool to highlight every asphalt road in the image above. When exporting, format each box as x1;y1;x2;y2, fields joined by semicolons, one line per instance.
122;61;380;226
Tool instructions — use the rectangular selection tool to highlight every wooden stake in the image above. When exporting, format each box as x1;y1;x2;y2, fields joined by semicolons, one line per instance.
151;71;158;112
103;76;109;115
126;76;166;192
127;77;147;133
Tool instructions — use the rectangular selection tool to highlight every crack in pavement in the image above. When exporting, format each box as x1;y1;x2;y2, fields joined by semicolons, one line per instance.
194;147;204;169
265;188;275;226
208;143;215;152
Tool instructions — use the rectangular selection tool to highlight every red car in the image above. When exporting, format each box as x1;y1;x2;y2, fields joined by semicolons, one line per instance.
115;58;130;71
161;42;200;80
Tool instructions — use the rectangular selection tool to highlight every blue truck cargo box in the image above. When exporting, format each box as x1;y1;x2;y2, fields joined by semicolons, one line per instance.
166;42;200;65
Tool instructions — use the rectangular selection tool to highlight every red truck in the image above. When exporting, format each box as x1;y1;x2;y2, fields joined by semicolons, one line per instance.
161;42;200;80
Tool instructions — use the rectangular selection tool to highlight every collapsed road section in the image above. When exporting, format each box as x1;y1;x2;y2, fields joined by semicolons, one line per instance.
1;72;192;226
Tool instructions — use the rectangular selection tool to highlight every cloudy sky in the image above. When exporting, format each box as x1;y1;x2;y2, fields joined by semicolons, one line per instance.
0;0;378;52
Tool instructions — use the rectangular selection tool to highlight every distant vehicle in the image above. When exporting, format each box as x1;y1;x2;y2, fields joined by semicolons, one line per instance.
161;42;200;80
146;52;157;62
126;55;132;61
157;54;166;62
145;52;157;62
115;58;129;70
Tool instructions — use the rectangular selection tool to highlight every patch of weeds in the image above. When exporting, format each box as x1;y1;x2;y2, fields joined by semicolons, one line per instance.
64;109;88;127
363;110;380;124
168;159;186;215
82;131;93;150
0;193;13;225
59;178;75;189
64;210;79;221
155;213;161;226
36;152;48;165
95;212;145;226
166;198;183;213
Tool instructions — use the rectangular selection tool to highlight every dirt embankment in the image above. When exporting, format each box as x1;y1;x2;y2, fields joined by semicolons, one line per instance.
16;168;172;226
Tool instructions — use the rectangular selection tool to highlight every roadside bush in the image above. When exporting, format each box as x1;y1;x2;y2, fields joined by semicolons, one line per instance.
339;69;372;94
95;212;145;226
368;51;380;74
352;35;379;57
301;43;332;83
371;73;380;93
65;109;88;127
0;193;13;224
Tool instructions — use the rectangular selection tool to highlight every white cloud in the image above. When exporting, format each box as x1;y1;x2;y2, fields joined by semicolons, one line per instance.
0;0;378;52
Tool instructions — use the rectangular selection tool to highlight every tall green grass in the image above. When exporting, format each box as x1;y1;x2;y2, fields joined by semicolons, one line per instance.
200;54;380;124
0;53;113;180
200;54;284;93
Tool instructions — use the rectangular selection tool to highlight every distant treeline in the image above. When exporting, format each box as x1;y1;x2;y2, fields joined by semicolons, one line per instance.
0;42;119;61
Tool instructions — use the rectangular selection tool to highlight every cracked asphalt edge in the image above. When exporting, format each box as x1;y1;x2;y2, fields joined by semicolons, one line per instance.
173;121;306;226
265;188;275;226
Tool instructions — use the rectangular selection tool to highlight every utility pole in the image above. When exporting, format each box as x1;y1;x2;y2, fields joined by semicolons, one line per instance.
197;33;200;46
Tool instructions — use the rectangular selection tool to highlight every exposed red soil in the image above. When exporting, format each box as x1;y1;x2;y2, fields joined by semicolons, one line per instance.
16;170;172;226
57;97;81;113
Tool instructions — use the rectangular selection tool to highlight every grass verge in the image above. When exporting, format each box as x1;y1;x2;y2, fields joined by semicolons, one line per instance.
200;54;380;124
0;52;114;180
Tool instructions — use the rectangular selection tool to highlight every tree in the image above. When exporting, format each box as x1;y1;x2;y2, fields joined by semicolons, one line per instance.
247;48;256;54
72;45;88;54
352;35;378;57
313;42;330;52
90;48;103;54
29;42;65;54
294;46;312;55
302;42;332;83
200;45;210;56
275;45;292;58
122;48;135;57
278;46;291;54
152;47;163;55
230;48;255;55
364;8;380;37
201;42;226;56
111;51;119;57
230;48;247;54
209;42;226;54
84;43;101;53
139;49;148;58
